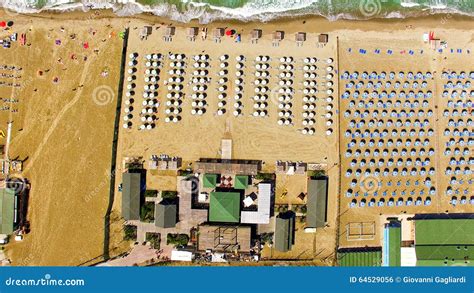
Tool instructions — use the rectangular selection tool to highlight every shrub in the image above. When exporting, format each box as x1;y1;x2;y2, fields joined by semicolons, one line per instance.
146;233;160;249
167;233;189;246
308;170;326;179
260;233;274;245
161;191;178;200
123;225;137;241
255;173;274;181
140;202;155;223
144;190;158;197
300;205;307;214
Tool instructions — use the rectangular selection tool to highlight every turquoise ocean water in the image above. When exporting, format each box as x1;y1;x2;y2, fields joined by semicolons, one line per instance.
1;0;473;22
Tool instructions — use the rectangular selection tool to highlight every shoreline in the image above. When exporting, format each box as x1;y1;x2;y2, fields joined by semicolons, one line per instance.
4;6;474;22
1;0;474;24
3;8;474;34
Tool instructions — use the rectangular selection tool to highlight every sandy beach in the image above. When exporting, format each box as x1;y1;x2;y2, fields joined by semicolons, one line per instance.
0;8;472;265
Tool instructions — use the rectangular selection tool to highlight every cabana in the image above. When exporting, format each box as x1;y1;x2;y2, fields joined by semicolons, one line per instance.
213;28;225;43
318;34;329;47
295;32;306;46
272;31;284;47
251;29;262;44
187;27;198;41
139;26;152;40
163;26;176;42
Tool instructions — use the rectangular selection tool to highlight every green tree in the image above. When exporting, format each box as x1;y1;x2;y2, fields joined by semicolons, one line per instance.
167;233;189;246
123;225;137;241
161;191;178;200
140;202;155;223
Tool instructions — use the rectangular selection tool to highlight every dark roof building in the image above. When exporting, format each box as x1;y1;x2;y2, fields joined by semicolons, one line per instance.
306;177;328;228
122;172;142;221
155;201;177;228
274;212;295;252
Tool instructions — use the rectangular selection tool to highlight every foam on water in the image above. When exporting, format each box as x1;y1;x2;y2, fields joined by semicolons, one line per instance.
0;0;472;22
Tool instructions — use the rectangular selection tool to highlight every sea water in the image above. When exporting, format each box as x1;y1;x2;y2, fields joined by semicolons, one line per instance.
0;0;473;22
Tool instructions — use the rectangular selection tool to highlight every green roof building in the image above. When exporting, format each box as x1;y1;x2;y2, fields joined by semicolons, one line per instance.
383;219;401;266
155;202;177;228
234;175;248;190
0;188;15;235
203;174;218;188
122;172;142;221
274;212;295;252
209;192;240;223
337;248;383;266
306;177;328;228
415;218;474;266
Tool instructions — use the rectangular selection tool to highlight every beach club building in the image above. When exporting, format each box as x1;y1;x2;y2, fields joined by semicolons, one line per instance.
413;216;473;266
197;158;272;225
191;158;275;253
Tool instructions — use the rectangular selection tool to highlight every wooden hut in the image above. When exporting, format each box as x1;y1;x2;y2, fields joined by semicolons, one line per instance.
272;30;284;47
139;26;152;40
163;26;176;42
187;27;198;41
251;29;262;44
295;32;306;46
318;34;329;47
213;28;225;43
